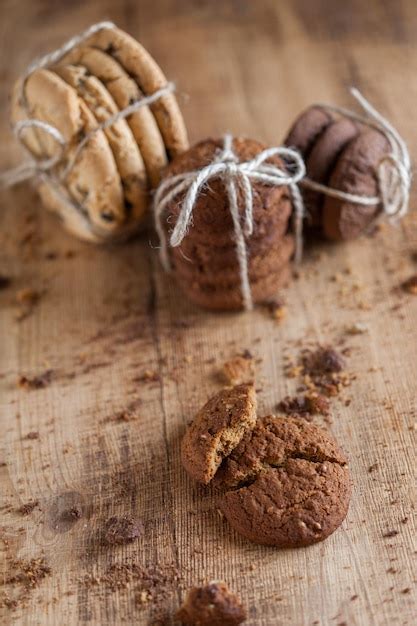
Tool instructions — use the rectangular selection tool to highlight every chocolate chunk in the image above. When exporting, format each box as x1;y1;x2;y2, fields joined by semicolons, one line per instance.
176;581;246;625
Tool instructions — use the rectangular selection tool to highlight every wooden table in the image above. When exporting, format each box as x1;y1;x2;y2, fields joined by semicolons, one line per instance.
1;1;416;624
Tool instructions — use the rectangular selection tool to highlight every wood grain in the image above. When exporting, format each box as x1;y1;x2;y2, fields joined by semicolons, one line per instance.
0;1;416;625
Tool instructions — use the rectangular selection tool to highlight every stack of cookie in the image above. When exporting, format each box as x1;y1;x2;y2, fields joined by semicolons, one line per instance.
159;137;295;311
284;106;389;241
11;24;188;243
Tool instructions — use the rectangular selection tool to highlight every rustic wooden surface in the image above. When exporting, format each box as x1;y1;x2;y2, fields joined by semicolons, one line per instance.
0;1;416;625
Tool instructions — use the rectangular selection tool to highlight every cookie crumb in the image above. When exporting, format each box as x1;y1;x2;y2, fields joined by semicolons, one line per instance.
383;530;399;538
222;354;255;385
18;370;53;390
0;275;11;290
23;431;39;441
345;322;368;335
278;392;330;418
176;581;246;625
262;297;287;322
401;274;417;295
103;515;143;546
15;500;39;516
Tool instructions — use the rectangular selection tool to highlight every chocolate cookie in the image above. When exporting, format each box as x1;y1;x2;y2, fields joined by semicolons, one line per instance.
173;235;295;288
304;118;359;226
176;581;246;626
161;138;291;245
181;384;257;484
323;128;390;240
216;415;351;547
285;106;332;156
175;263;292;311
172;198;292;261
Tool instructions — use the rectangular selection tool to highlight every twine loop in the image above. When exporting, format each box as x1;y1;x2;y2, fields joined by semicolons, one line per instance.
154;134;306;311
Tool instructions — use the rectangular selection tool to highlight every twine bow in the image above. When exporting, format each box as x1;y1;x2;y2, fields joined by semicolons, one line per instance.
154;134;306;311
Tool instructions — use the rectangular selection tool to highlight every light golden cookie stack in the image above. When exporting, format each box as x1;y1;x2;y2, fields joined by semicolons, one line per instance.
11;23;189;243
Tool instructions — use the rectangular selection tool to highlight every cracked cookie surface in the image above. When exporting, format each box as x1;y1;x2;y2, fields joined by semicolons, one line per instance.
181;384;257;484
216;415;351;547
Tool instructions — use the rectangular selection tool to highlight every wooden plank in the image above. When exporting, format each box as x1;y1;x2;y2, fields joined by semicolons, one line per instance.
0;1;416;625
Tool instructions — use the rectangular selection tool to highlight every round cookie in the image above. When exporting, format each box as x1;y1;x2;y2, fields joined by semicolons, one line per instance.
162;138;292;245
181;384;257;484
172;205;292;272
285;105;333;156
323;128;390;240
53;64;148;225
11;69;125;234
216;415;351;547
82;25;189;158
304;118;359;226
175;263;292;311
173;235;295;288
56;45;168;187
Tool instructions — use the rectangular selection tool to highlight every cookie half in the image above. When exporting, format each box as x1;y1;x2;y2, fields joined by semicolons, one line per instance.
181;384;257;484
216;415;351;547
323;128;390;240
56;45;168;187
11;69;125;235
53;63;148;226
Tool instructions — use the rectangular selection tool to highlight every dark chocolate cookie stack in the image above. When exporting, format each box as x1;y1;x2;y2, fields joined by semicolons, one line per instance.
285;106;389;241
158;137;295;310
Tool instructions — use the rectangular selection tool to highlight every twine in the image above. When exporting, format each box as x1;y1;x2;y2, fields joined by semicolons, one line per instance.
154;134;306;311
300;88;411;225
0;21;176;233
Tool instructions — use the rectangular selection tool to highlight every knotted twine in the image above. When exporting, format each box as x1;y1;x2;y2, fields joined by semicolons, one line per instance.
0;21;175;234
154;135;306;311
154;90;410;312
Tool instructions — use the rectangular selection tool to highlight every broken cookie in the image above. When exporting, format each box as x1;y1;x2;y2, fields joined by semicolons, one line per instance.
181;384;257;484
216;415;351;547
176;581;246;626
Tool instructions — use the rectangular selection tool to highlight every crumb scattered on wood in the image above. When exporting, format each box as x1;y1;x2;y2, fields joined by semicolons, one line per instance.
0;557;51;610
0;275;11;290
261;297;287;322
18;370;53;390
15;500;39;516
22;431;39;441
401;274;417;295
278;391;330;419
134;370;160;383
103;515;143;546
383;530;399;538
222;352;255;385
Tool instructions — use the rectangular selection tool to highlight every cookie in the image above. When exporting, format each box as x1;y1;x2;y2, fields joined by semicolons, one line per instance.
285;106;333;156
323;128;390;240
173;235;295;288
175;263;292;311
11;69;125;235
216;415;351;547
82;25;189;158
162;138;291;244
56;45;167;187
181;384;257;484
304;118;359;226
176;582;246;626
171;205;292;271
53;63;148;225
